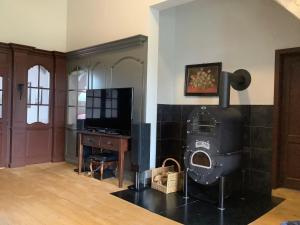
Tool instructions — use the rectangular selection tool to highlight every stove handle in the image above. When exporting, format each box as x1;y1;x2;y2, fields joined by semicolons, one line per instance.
216;151;242;156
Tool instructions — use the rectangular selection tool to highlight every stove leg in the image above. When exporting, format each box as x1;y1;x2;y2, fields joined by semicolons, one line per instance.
183;168;189;199
218;176;225;211
128;172;144;192
135;172;140;190
240;169;246;200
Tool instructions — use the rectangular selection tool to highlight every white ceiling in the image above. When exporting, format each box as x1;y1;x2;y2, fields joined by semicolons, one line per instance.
275;0;300;19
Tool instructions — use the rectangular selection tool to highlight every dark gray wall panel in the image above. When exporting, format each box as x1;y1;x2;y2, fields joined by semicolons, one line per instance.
90;62;107;89
111;57;144;124
65;36;148;177
65;129;78;164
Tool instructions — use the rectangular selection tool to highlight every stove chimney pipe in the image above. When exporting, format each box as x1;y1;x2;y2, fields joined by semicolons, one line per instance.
219;72;231;109
219;69;252;109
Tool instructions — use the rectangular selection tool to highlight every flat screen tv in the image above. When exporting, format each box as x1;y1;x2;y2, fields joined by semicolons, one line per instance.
85;88;133;135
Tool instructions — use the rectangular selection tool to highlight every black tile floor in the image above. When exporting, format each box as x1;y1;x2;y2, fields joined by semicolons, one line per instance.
112;188;283;225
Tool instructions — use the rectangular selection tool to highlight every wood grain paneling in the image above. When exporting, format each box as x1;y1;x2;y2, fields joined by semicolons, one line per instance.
10;46;28;167
0;43;66;167
52;53;67;162
0;44;11;167
52;128;65;162
10;129;27;167
26;129;52;164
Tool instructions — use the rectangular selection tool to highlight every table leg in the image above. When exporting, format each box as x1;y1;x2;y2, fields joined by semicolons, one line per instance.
118;149;125;188
78;133;83;174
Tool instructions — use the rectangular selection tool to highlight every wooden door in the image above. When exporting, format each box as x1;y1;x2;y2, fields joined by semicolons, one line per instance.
0;44;11;167
0;43;66;168
274;48;300;189
10;47;53;166
9;45;66;167
26;62;53;164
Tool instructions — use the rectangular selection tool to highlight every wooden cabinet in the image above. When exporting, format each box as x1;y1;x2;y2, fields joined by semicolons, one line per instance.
81;134;122;151
82;135;101;148
100;136;120;151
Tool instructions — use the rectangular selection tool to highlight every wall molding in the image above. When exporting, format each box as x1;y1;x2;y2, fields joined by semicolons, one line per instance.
67;35;148;59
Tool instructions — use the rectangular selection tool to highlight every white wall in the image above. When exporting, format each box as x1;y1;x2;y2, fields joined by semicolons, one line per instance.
0;0;67;52
66;0;194;51
145;1;195;168
158;0;300;105
67;0;151;51
157;8;176;104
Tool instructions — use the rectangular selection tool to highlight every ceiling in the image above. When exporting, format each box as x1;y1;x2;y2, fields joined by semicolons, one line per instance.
275;0;300;19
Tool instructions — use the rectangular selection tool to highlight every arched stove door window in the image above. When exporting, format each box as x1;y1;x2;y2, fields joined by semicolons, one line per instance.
190;150;212;169
27;65;50;124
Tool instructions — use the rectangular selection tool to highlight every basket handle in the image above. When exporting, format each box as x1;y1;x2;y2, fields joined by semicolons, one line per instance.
162;158;181;172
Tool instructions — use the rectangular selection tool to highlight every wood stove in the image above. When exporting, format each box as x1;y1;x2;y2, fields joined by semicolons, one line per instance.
183;69;251;210
184;106;243;185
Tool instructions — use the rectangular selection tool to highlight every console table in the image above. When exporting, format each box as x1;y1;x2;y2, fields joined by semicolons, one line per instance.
77;131;130;188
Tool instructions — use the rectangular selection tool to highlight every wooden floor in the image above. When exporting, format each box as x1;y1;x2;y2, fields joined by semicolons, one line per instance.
0;163;179;225
0;163;299;225
251;188;300;225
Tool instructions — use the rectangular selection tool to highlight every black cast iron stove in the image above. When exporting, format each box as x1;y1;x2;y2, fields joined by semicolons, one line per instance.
185;106;243;185
183;69;251;210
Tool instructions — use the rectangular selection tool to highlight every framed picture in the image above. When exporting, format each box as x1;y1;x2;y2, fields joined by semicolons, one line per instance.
184;62;222;96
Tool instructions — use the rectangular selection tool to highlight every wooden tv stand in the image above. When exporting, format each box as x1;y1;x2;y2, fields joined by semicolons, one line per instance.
77;131;130;188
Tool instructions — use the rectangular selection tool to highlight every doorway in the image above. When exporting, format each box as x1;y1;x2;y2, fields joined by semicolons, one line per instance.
273;47;300;190
0;43;66;168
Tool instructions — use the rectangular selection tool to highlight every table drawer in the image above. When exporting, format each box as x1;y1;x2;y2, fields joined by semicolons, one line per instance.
82;135;100;148
100;137;119;150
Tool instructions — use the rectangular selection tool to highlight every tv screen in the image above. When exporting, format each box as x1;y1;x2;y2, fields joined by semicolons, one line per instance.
85;88;133;135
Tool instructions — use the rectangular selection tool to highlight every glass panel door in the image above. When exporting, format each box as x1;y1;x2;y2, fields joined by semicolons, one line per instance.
27;65;50;124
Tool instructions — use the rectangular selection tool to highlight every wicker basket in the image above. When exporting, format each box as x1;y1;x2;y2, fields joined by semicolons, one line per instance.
151;158;183;194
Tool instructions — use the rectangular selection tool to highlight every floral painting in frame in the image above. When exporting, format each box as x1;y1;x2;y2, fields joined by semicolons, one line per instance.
184;62;222;96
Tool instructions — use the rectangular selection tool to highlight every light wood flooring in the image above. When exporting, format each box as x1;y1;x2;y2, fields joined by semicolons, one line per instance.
251;188;300;225
0;163;179;225
0;162;299;225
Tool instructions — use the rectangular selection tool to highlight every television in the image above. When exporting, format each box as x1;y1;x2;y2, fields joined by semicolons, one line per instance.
84;88;133;135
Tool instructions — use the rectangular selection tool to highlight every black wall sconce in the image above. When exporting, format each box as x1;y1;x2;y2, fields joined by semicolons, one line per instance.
17;83;24;100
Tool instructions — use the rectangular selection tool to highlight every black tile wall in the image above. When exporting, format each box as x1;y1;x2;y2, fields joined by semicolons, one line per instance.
251;127;272;148
156;104;273;196
161;122;182;140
